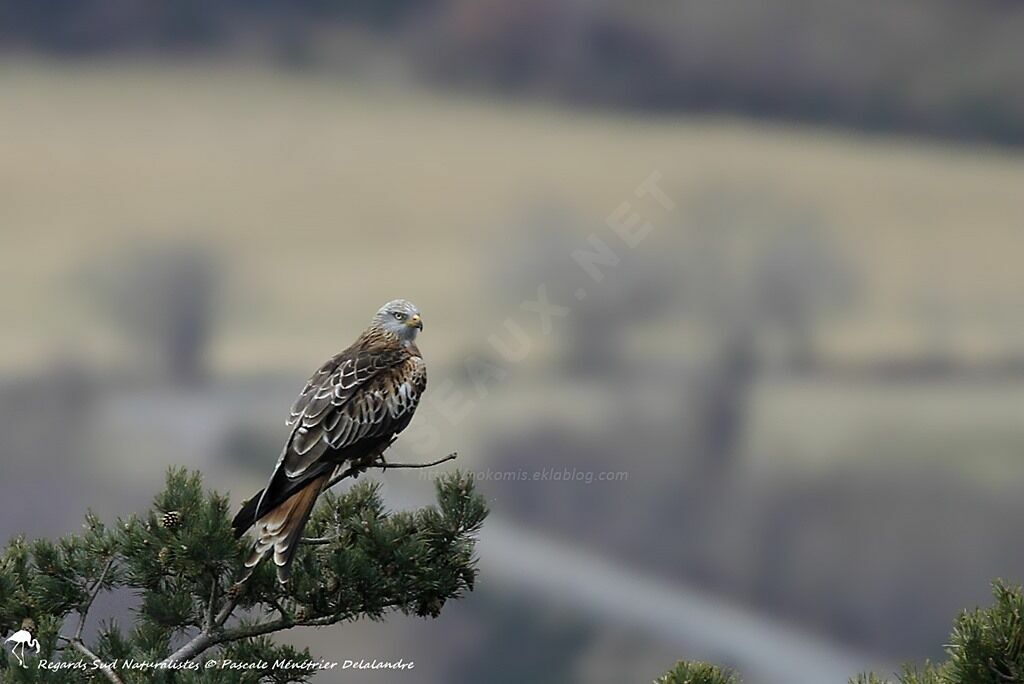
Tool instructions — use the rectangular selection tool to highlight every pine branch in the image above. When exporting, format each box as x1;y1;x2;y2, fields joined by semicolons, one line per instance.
160;594;395;664
215;591;241;628
159;458;476;669
298;536;333;545
656;661;739;684
160;629;217;666
659;581;1024;684
161;587;243;665
4;463;484;679
304;452;459;546
269;597;292;622
204;575;218;630
58;635;125;684
173;606;396;659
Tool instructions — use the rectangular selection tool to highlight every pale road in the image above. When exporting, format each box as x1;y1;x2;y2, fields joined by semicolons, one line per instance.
389;485;884;684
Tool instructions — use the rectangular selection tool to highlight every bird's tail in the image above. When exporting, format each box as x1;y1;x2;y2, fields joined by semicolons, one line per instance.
231;490;264;539
238;473;328;584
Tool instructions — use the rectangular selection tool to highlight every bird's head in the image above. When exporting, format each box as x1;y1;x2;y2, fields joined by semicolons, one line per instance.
373;299;423;344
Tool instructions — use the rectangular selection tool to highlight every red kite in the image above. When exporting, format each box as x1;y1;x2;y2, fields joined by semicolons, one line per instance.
232;300;426;583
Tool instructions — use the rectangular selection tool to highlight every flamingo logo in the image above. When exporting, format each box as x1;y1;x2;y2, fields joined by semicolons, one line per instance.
4;629;39;667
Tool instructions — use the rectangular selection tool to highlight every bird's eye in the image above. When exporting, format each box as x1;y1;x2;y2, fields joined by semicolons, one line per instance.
393;312;405;320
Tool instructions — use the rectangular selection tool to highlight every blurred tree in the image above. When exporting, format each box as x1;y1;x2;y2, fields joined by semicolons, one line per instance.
0;467;486;682
680;189;858;476
751;219;858;369
82;243;220;386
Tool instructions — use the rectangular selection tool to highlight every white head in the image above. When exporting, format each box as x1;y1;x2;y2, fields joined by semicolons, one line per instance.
372;299;423;344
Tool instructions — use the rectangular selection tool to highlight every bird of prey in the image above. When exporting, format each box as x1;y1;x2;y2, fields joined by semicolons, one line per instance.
232;299;426;583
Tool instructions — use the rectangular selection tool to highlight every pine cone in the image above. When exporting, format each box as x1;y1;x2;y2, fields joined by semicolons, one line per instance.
226;582;245;600
161;511;182;530
158;547;170;566
21;617;35;633
417;598;445;618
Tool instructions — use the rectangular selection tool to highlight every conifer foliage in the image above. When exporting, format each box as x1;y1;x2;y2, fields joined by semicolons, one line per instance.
658;581;1024;684
655;661;739;684
0;467;487;683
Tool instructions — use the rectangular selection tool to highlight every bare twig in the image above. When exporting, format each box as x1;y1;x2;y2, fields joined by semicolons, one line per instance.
76;555;115;641
61;556;121;683
299;536;333;546
324;452;458;491
376;453;458;470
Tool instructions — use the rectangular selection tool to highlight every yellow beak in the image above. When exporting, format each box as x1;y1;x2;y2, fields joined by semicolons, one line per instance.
408;314;423;331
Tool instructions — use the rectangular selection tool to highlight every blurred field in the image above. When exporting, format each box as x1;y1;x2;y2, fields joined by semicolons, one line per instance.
747;379;1024;479
3;59;1024;375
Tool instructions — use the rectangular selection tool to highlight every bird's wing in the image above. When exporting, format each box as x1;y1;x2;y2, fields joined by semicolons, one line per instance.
282;344;412;477
247;340;425;525
321;353;427;451
233;339;426;582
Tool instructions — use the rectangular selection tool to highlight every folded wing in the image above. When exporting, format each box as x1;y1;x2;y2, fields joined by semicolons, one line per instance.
232;336;426;582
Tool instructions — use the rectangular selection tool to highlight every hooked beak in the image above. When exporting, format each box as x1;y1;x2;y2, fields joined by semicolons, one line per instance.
408;314;423;331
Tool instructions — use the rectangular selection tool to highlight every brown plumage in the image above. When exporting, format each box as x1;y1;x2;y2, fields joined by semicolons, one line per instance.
232;300;427;583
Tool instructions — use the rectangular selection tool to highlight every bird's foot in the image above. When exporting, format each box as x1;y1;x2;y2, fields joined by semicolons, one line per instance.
226;581;247;600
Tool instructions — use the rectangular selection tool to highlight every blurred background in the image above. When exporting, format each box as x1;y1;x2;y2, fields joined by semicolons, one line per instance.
2;2;1024;682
